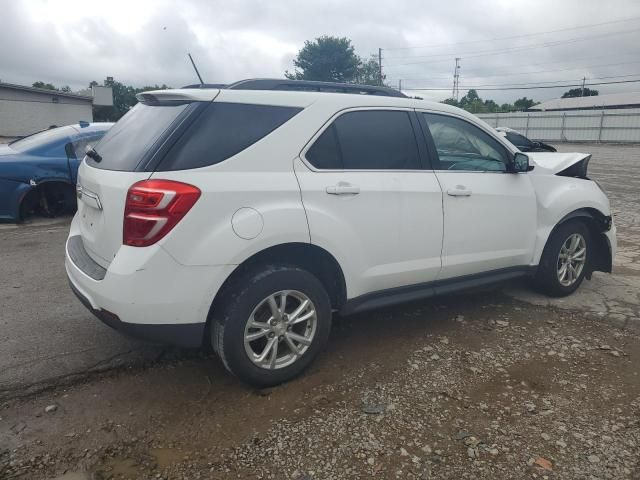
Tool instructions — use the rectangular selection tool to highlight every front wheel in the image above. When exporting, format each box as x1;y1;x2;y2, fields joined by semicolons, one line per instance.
211;266;332;387
533;220;591;297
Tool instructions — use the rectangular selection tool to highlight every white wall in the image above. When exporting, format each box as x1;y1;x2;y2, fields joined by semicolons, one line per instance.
477;109;640;143
0;88;93;137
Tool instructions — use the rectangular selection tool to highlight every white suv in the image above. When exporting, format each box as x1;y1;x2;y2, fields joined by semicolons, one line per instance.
66;79;616;387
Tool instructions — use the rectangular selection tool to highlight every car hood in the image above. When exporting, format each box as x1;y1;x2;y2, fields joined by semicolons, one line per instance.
527;152;591;175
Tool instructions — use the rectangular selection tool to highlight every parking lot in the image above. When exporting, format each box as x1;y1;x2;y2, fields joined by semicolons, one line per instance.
1;143;639;479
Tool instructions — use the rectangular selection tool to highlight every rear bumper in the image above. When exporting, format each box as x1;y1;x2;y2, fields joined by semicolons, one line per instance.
65;217;235;348
68;278;205;348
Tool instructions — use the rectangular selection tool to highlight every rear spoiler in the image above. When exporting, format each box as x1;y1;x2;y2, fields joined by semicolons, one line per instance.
136;89;220;104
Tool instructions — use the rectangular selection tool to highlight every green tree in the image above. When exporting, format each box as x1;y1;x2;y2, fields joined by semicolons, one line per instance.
562;87;598;98
32;81;58;90
441;90;538;113
286;36;361;83
513;97;537;110
458;90;487;113
90;78;170;121
356;55;385;86
286;36;385;85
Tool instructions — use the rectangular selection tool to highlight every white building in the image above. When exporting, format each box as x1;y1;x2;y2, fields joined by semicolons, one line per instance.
0;83;94;137
529;92;640;112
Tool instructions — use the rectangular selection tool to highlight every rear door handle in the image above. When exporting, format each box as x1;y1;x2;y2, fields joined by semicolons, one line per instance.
447;186;472;197
326;183;360;195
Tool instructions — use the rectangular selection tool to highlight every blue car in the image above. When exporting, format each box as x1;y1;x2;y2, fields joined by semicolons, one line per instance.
0;122;113;222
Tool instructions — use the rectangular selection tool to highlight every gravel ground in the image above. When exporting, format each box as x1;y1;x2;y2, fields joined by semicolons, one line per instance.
1;143;639;480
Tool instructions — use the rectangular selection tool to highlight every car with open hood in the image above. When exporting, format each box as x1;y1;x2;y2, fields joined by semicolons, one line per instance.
64;79;615;387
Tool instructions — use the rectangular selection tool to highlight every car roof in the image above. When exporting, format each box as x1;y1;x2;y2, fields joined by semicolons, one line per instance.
140;87;483;124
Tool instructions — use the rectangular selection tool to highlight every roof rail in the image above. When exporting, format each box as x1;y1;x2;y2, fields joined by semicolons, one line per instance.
182;83;228;89
181;78;406;98
226;78;407;98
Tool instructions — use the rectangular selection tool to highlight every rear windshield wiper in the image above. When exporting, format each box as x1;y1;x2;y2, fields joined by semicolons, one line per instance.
85;147;102;163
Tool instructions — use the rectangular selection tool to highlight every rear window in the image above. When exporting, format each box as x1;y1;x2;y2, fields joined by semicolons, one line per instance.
157;103;302;171
87;102;190;171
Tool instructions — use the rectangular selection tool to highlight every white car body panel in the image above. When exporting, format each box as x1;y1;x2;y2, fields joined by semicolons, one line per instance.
65;87;615;338
528;152;591;175
294;157;443;298
434;171;537;279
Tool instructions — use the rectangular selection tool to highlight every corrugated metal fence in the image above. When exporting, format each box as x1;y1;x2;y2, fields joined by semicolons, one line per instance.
477;108;640;143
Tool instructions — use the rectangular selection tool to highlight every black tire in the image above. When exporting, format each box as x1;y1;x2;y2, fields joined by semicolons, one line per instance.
211;265;332;388
533;220;591;297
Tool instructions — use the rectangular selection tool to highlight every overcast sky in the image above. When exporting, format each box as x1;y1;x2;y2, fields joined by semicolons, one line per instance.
2;0;640;103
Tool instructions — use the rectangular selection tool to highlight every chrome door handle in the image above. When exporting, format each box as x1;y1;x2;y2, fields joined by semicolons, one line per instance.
447;187;472;197
326;184;360;195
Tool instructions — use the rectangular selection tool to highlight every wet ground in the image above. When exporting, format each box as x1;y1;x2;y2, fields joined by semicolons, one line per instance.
0;143;639;479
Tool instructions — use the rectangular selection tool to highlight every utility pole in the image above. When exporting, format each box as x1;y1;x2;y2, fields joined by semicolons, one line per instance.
378;48;383;86
399;79;402;92
452;57;461;101
581;76;586;96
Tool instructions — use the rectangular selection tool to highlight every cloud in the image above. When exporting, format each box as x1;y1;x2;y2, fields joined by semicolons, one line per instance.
1;0;640;103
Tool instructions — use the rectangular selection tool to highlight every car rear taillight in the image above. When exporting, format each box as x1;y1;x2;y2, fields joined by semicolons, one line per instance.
123;180;201;247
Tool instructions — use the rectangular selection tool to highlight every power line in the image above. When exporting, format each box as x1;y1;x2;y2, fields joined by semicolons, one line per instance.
382;15;640;51
402;78;640;91
388;59;640;82
451;73;640;89
384;29;639;67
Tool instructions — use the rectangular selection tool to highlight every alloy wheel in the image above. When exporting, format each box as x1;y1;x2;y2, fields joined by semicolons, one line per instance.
557;233;587;287
243;290;317;369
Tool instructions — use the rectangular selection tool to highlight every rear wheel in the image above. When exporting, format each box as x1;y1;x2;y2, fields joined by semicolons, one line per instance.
533;220;590;297
212;266;332;387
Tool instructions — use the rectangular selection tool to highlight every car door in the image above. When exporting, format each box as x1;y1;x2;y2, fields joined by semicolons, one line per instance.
294;108;444;299
418;111;537;280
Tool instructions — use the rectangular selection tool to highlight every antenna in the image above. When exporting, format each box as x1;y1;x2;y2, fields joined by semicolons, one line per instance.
188;53;204;85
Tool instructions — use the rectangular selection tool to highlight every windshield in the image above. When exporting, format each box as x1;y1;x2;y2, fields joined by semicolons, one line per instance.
88;102;191;171
9;126;75;153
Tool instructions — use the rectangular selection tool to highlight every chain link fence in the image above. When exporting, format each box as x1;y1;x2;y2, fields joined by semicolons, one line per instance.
477;108;640;143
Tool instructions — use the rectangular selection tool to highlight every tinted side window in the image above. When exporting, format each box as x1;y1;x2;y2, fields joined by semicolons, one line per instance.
335;111;420;170
305;110;421;170
306;124;342;169
159;103;302;171
423;113;509;172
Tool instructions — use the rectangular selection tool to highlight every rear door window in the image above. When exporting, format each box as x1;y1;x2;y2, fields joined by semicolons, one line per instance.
157;103;302;171
87;102;191;171
305;110;421;170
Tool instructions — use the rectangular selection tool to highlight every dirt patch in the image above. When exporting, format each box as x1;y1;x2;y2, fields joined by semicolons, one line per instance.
2;296;639;479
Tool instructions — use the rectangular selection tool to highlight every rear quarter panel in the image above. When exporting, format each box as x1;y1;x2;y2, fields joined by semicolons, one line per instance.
153;105;326;267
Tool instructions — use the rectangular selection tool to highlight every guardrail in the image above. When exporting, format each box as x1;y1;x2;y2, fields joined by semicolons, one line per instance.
477;108;640;143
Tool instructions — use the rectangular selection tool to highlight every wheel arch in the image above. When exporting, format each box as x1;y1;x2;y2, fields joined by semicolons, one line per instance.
19;179;77;221
540;207;613;276
205;242;347;338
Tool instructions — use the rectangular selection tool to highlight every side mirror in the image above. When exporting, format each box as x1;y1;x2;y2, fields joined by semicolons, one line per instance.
509;152;534;173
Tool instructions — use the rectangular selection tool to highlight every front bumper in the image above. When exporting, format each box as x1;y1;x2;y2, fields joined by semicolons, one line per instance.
65;222;235;348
